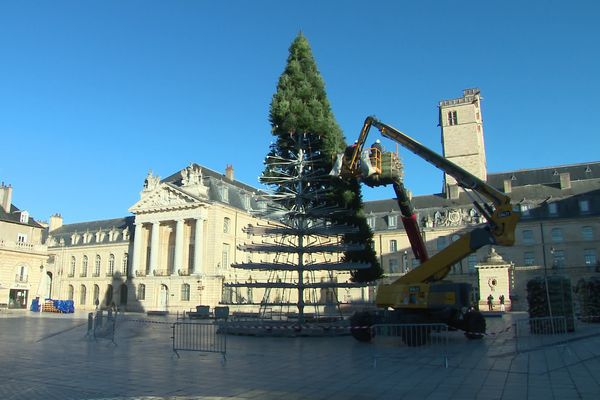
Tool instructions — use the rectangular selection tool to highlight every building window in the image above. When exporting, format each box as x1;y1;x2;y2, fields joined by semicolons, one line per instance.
548;202;558;216
181;283;190;301
552;249;566;269
222;187;229;203
520;204;530;217
69;257;76;277
448;110;458;126
68;285;74;301
17;233;27;243
436;236;447;250
108;254;115;276
551;228;564;242
222;243;230;268
584;249;597;269
367;217;375;229
19;211;29;224
388;258;400;273
16;265;28;282
582;226;594;241
524;251;535;266
467;254;477;273
223;217;231;234
411;259;420;269
94;255;101;277
92;284;100;306
389;239;397;253
387;215;397;229
81;255;88;277
80;285;87;305
137;284;146;301
247;287;253;303
522;229;534;244
122;253;128;275
579;199;590;214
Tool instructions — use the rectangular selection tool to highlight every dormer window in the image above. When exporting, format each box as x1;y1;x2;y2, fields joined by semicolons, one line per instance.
387;215;397;229
123;227;130;241
19;211;29;224
367;216;375;229
241;194;251;210
520;204;530;217
222;186;229;203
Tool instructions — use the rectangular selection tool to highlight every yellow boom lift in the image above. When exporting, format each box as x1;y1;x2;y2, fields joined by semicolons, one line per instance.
334;116;520;343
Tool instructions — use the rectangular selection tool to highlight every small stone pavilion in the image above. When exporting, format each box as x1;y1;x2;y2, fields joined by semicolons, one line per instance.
476;247;514;311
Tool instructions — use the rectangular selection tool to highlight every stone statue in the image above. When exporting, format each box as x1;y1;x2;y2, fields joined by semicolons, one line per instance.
144;170;160;191
181;163;202;186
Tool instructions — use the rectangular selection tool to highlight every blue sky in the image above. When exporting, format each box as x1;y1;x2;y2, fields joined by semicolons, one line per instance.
1;1;598;224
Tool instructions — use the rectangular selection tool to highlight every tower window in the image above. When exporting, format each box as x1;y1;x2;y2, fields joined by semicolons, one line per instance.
448;111;458;126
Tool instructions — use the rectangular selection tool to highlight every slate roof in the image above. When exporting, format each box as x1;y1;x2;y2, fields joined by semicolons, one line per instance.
364;162;600;230
48;216;134;247
0;204;44;229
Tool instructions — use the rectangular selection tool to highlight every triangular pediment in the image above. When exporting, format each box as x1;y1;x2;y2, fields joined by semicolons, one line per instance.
129;184;201;213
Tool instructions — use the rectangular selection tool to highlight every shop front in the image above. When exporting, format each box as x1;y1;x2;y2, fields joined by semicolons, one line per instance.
9;283;30;309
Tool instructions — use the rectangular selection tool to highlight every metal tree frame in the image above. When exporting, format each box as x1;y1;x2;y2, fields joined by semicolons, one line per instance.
224;132;370;325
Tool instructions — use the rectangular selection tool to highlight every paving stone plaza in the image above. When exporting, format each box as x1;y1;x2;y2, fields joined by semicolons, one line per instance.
1;310;600;399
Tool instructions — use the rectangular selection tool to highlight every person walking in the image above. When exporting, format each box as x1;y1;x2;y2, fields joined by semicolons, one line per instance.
487;294;494;311
499;294;506;312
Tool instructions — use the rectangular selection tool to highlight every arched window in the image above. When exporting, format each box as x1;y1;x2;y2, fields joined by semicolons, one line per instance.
137;284;146;301
67;285;74;300
80;285;87;305
93;284;100;305
16;265;28;283
81;256;88;277
223;217;231;233
108;254;115;276
69;256;76;277
94;255;101;277
105;284;113;306
122;253;128;275
181;283;190;301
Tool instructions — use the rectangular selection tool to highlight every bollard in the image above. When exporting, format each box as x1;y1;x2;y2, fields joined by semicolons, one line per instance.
87;313;94;336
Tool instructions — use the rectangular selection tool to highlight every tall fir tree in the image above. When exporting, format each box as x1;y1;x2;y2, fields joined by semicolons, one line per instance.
264;33;382;282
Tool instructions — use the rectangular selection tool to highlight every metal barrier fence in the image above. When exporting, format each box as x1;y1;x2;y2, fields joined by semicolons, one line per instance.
172;322;226;361
370;323;449;368
515;316;568;353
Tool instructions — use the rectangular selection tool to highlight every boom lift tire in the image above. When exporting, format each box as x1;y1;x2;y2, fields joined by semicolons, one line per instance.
350;311;377;342
463;310;486;340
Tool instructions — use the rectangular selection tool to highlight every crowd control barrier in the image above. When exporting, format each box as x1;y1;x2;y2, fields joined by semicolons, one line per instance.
172;322;226;361
515;316;569;353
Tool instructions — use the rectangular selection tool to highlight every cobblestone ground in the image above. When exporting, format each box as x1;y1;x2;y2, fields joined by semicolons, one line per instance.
1;310;600;399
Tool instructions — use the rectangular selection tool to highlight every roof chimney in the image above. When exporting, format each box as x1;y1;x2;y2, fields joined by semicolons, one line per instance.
49;213;63;232
225;164;234;181
0;182;13;213
559;172;571;190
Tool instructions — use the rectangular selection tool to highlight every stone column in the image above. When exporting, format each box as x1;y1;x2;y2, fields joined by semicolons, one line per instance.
193;218;203;275
174;219;185;275
149;221;160;276
132;222;143;276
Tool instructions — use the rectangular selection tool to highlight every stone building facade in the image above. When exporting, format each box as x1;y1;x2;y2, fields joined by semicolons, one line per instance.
0;183;48;308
